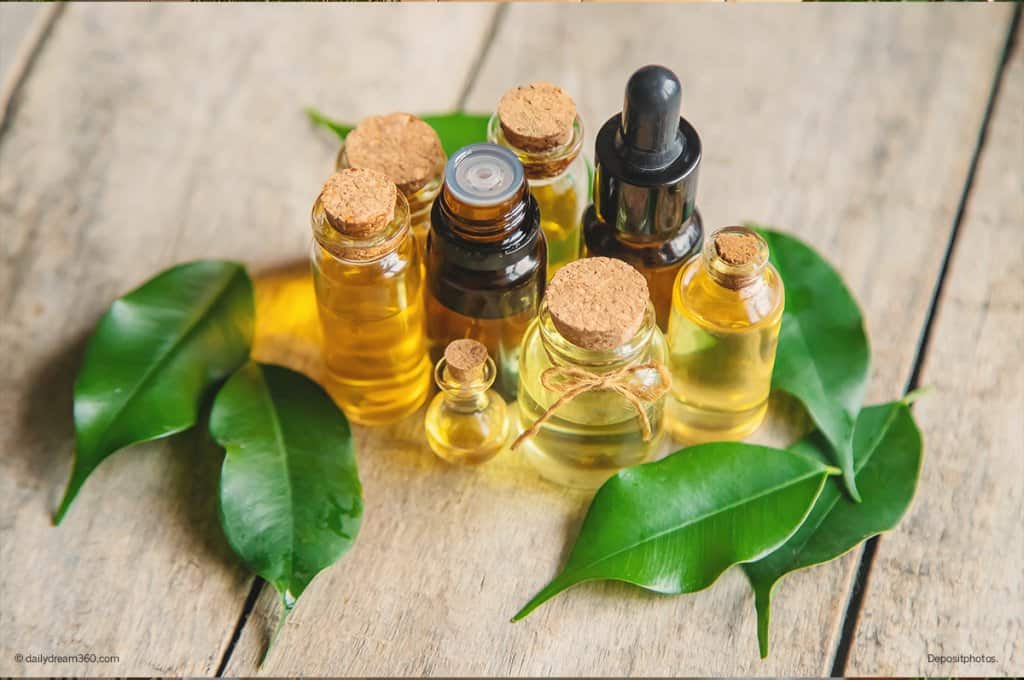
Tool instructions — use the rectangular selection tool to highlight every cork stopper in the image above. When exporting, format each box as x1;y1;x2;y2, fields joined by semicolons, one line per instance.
319;168;397;238
714;231;760;265
444;339;489;382
344;113;445;195
497;82;577;152
546;257;649;350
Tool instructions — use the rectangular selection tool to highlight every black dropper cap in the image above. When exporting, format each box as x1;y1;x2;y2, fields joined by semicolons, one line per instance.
594;65;701;239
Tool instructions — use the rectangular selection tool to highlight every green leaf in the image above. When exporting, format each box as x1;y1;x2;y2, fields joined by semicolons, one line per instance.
512;443;836;621
743;400;923;658
212;362;362;659
305;107;491;157
55;260;254;524
756;227;870;502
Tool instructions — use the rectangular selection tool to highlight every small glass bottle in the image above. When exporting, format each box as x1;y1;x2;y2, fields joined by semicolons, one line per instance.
337;113;446;259
514;257;671;489
425;143;547;401
425;339;510;465
582;65;703;330
667;226;785;443
487;82;587;280
311;168;432;425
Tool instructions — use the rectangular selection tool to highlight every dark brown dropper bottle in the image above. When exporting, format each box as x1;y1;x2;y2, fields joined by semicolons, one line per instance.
582;64;703;330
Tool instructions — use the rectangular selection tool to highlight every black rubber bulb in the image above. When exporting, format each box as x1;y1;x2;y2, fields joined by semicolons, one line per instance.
617;65;685;172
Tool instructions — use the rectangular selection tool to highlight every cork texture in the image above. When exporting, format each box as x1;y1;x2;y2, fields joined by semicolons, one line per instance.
714;231;760;266
319;168;397;238
546;257;649;350
497;82;576;152
444;339;489;382
344;113;445;194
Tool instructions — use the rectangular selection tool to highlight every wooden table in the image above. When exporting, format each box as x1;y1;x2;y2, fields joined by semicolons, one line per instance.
1;4;1020;676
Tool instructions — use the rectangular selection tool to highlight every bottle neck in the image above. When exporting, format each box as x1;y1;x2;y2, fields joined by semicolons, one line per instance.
703;227;769;291
435;358;497;413
486;113;583;181
537;301;657;371
311;193;411;263
436;181;533;245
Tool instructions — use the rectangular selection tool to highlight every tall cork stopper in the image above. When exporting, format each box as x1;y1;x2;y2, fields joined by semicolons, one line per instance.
714;231;760;265
444;339;489;382
344;113;445;195
497;82;577;152
546;257;649;351
319;168;397;238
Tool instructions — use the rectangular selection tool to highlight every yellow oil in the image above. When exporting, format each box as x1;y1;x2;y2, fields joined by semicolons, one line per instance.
666;245;784;443
312;231;431;426
531;172;583;280
425;359;509;465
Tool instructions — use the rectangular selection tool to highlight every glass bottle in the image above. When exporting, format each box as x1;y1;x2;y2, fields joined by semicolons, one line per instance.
311;168;431;425
487;83;587;280
425;143;546;401
582;65;703;330
425;339;510;465
667;226;785;443
515;257;671;489
336;113;445;260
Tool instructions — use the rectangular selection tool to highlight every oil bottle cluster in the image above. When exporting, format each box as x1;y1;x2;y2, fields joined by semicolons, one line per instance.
310;65;785;489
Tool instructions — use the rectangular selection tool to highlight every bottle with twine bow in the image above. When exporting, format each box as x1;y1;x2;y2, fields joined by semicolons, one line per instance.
514;257;671;489
487;82;587;281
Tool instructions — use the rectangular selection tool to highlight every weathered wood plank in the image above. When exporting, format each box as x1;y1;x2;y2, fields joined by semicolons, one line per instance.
0;4;496;676
223;4;1012;676
0;4;43;84
848;30;1023;678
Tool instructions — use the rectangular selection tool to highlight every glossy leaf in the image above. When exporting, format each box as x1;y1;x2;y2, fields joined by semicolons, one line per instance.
757;227;870;502
513;443;837;621
743;400;922;658
306;107;491;157
212;362;362;655
55;260;253;524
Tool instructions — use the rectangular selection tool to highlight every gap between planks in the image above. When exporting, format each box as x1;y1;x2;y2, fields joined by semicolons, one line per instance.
828;4;1023;676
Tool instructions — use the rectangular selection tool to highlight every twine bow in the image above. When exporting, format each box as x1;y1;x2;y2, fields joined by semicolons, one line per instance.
511;361;672;450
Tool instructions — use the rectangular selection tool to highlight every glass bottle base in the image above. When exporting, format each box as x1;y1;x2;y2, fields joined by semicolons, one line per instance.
519;438;655;490
666;397;768;444
323;365;431;426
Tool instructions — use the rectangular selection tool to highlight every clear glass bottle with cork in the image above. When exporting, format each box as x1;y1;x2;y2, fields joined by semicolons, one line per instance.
337;113;446;258
425;339;510;465
582;65;703;330
311;168;432;425
513;257;671;489
425;143;546;401
488;82;587;280
667;226;784;442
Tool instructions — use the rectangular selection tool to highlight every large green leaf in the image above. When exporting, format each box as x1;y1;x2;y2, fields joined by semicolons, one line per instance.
512;443;837;621
212;362;362;655
743;399;922;658
55;260;253;524
757;227;870;502
306;107;490;157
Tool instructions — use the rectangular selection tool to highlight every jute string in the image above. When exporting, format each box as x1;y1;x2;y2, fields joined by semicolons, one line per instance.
511;361;672;450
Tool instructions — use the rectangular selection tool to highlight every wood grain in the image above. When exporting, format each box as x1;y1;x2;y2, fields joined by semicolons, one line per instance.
847;31;1024;678
222;4;1013;675
0;4;496;676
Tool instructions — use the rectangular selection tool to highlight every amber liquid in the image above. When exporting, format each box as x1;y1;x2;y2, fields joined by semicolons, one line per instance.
582;206;703;331
531;172;584;281
312;234;431;425
666;256;783;442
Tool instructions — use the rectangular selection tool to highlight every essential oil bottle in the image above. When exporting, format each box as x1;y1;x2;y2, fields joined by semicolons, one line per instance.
488;82;587;280
425;339;510;465
311;168;432;425
667;227;784;442
337;113;446;258
582;65;703;330
514;257;671;489
425;143;546;401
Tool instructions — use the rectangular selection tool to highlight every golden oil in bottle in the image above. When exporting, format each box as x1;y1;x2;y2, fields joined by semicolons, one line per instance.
336;113;445;260
514;258;670;489
311;168;431;425
425;143;546;401
667;226;784;443
488;83;586;280
425;339;509;465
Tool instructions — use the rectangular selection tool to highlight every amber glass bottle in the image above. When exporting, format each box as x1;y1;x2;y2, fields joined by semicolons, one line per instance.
311;169;431;425
425;143;546;400
582;65;703;330
667;227;784;443
488;83;587;280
